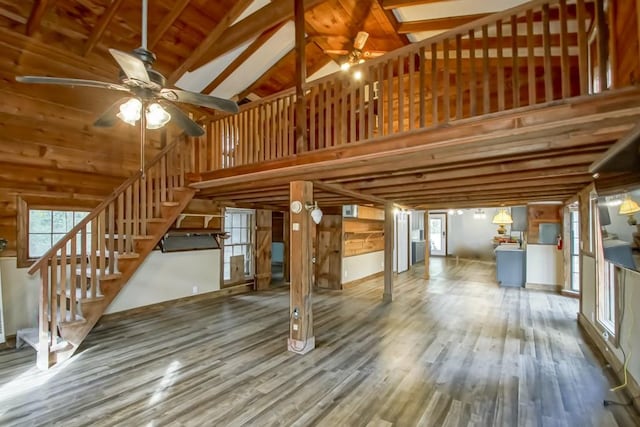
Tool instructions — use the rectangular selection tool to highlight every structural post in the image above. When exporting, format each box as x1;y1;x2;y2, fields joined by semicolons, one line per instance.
294;0;307;153
424;211;430;280
288;181;315;354
383;202;394;302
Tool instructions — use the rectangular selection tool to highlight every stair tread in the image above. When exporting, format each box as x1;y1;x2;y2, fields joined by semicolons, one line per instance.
133;235;155;240
162;201;180;207
117;253;140;259
59;287;104;301
146;218;166;223
100;273;123;281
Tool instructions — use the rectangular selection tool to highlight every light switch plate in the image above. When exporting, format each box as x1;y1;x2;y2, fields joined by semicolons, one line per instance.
293;223;300;231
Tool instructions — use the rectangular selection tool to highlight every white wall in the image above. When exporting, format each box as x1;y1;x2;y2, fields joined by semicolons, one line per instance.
342;251;384;284
106;250;221;313
526;244;563;286
446;209;499;260
581;254;640;398
0;250;222;336
0;258;39;336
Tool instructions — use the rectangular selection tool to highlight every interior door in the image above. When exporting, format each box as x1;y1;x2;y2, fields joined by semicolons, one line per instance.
429;213;447;256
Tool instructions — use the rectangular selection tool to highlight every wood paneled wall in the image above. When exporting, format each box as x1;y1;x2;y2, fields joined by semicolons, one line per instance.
611;0;640;86
343;206;385;258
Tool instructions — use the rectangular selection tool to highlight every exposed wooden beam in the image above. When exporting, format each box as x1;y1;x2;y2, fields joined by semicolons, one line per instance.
190;0;326;71
397;13;490;34
26;0;54;36
375;0;411;45
295;0;307;153
313;181;390;207
201;23;286;94
148;0;191;49
83;0;125;56
168;0;254;85
382;0;456;9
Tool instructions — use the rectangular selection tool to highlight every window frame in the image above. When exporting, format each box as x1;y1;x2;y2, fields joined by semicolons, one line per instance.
222;208;255;285
17;196;99;268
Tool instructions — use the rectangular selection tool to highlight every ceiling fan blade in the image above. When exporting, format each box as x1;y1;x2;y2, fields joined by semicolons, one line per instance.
354;31;369;51
109;48;151;84
16;76;129;91
94;99;125;128
324;49;350;55
160;88;239;114
160;101;205;137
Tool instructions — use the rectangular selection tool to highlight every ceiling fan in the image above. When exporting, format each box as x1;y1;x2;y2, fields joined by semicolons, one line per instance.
323;31;386;70
15;0;238;139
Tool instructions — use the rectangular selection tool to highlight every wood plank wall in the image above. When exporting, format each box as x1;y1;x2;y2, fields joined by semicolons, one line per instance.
343;206;385;258
611;0;640;86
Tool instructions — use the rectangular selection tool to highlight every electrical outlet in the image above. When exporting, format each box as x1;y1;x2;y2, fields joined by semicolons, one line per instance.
192;286;198;294
293;324;299;331
344;270;348;278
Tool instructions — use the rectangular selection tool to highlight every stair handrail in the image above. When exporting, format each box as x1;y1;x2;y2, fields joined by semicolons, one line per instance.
27;134;189;275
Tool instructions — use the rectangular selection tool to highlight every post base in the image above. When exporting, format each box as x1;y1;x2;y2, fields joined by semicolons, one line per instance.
288;336;315;354
383;292;393;303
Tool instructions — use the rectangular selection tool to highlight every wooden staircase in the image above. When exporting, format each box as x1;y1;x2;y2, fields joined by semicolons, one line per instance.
23;136;196;370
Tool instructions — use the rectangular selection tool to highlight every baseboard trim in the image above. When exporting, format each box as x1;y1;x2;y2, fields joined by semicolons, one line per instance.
560;289;580;299
342;271;384;288
578;312;640;414
101;283;254;322
525;282;562;293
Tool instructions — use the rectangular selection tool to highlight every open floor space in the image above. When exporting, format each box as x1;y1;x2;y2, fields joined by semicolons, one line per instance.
0;258;638;426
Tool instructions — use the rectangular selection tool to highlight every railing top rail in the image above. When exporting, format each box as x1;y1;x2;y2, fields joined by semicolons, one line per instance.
27;134;188;275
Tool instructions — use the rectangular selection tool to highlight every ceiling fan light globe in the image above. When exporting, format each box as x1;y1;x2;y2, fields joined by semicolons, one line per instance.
146;103;171;129
310;207;323;224
353;70;363;80
117;98;142;125
340;62;351;71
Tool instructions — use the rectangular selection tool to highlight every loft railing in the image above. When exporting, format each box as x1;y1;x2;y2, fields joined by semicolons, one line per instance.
199;0;607;171
27;135;193;353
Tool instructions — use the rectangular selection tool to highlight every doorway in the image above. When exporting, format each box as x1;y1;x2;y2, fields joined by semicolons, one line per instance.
429;213;447;256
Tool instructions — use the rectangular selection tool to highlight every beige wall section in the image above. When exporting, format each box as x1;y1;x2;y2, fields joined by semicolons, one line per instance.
0;250;222;336
106;250;221;314
342;251;384;284
0;257;38;337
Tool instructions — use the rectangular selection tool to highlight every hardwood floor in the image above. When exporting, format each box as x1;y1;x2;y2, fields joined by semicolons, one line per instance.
1;258;639;426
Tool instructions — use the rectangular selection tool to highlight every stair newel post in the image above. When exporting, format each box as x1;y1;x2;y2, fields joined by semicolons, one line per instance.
37;263;50;369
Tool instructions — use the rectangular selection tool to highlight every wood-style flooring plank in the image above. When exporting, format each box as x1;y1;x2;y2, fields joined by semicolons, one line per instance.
0;258;638;426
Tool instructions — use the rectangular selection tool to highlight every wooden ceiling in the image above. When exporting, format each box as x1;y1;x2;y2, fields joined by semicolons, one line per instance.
0;0;635;224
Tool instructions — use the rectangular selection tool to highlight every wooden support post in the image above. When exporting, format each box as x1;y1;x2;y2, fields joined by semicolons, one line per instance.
294;0;307;153
288;181;315;354
283;212;291;283
424;211;430;280
383;203;394;302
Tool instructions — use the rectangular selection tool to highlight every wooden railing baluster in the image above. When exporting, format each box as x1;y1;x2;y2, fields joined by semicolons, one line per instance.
199;0;610;166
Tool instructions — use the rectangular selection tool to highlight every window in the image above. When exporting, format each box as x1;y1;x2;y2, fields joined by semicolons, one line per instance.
598;261;620;337
28;209;90;258
223;208;254;281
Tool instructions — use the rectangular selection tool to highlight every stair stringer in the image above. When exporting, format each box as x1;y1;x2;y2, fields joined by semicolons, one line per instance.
49;188;196;366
